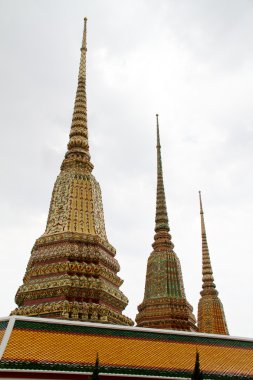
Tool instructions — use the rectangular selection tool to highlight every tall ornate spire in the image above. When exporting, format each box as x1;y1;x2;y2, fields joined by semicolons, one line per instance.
197;191;229;335
153;114;174;251
62;17;93;173
135;115;197;331
12;19;133;326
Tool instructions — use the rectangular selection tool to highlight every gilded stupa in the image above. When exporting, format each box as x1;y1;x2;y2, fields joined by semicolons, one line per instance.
197;191;229;334
11;19;133;326
135;115;197;331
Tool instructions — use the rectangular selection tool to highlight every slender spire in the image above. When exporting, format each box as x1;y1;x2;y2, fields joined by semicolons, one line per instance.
198;191;217;295
153;114;174;250
197;191;229;335
62;17;93;172
135;115;197;331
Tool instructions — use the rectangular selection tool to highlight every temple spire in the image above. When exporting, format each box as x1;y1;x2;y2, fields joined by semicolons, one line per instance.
62;17;93;172
12;19;133;327
197;192;229;335
198;191;216;293
135;115;197;331
153;114;173;251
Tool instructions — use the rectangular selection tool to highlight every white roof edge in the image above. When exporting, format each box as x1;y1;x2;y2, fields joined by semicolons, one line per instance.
1;315;252;343
0;317;16;359
0;318;9;323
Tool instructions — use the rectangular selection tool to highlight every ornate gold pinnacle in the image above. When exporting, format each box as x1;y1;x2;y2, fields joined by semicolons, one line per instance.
197;191;229;335
11;19;133;327
135;115;197;331
62;17;93;173
153;114;174;252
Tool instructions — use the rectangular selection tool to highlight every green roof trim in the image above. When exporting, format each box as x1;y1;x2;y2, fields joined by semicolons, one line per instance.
0;360;249;380
13;320;253;349
0;321;8;330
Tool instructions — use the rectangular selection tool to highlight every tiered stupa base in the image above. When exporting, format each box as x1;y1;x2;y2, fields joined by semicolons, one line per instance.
11;232;133;326
136;297;197;331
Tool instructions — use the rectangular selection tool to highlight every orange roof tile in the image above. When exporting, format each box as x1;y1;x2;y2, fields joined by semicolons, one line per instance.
0;316;252;379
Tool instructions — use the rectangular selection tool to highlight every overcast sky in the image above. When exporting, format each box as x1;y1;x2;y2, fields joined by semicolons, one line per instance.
0;0;252;338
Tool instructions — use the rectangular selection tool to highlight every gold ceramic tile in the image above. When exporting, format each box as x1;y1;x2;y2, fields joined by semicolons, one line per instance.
3;329;253;376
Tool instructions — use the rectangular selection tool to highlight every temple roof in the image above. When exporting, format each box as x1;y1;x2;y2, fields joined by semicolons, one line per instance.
0;316;252;379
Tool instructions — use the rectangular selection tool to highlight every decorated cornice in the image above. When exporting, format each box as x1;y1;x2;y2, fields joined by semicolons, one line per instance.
11;301;133;326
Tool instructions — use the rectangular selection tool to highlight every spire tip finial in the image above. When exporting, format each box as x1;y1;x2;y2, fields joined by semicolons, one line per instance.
156;114;161;148
81;17;88;52
199;191;204;214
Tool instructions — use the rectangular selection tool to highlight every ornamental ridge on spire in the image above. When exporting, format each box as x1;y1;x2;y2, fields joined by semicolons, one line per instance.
197;191;229;335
